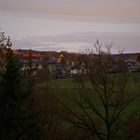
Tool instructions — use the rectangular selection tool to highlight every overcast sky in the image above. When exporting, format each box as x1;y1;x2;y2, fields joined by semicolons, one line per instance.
0;0;140;53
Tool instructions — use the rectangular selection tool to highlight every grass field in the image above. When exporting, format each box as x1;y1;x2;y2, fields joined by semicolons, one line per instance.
36;72;140;117
34;72;140;139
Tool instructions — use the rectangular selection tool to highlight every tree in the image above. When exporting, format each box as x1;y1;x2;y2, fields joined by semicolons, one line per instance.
137;54;140;62
59;40;134;140
0;32;41;140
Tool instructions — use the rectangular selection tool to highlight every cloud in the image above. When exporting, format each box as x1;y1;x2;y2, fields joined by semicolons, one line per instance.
12;32;140;53
1;1;140;53
0;0;140;23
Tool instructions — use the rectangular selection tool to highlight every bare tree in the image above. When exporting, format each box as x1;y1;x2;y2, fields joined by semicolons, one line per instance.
58;40;134;140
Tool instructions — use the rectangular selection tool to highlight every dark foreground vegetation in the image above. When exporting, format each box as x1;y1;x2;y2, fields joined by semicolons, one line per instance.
0;32;140;140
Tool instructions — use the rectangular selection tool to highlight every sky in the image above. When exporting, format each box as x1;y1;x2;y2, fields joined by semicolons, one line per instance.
0;0;140;53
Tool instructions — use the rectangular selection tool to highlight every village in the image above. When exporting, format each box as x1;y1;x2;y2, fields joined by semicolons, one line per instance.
3;49;139;79
1;45;140;80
